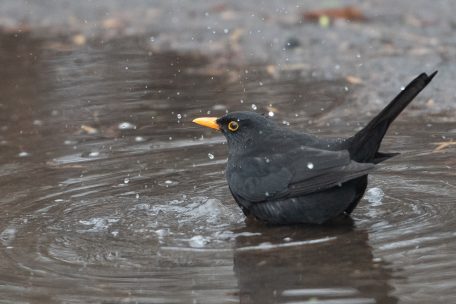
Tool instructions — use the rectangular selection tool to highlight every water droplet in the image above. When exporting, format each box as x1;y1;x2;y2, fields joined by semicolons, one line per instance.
124;178;130;184
400;86;405;91
265;192;270;197
177;113;182;119
169;136;173;140
135;136;145;142
18;151;29;157
268;111;274;117
307;162;314;169
240;99;244;104
224;28;229;34
208;153;214;160
125;66;129;70
88;151;99;157
118;122;136;130
344;86;349;91
136;193;140;199
264;157;270;163
282;120;290;126
251;104;257;110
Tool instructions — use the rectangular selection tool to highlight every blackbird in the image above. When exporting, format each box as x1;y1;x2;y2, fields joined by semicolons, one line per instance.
193;71;437;224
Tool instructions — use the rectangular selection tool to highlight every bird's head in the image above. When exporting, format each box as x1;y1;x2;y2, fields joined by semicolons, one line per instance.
193;111;277;152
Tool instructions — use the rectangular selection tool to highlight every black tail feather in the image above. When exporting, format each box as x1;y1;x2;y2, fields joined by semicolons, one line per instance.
349;71;437;163
372;152;400;164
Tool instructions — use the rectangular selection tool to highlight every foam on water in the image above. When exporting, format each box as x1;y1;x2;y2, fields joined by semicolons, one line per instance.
366;187;384;206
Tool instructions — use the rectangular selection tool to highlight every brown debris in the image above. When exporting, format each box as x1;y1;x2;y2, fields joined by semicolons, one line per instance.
303;6;366;23
266;65;279;78
72;34;86;46
433;140;456;152
345;75;363;84
102;17;126;30
426;99;435;109
265;63;309;78
211;3;228;13
229;28;244;46
46;161;86;169
80;125;98;135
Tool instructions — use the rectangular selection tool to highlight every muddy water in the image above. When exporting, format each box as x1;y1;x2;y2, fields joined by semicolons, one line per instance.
0;33;455;304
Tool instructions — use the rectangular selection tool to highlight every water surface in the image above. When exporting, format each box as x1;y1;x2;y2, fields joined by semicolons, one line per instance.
0;33;455;303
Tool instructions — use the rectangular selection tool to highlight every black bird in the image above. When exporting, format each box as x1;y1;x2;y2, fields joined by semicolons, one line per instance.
193;72;437;224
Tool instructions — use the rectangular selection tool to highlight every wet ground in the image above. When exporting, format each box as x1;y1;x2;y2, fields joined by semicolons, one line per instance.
2;0;456;114
0;31;455;304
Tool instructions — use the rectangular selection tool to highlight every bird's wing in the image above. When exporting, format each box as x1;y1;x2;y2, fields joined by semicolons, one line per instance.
228;147;374;202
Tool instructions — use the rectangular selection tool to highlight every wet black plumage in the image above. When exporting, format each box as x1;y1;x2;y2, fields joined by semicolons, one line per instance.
194;71;437;224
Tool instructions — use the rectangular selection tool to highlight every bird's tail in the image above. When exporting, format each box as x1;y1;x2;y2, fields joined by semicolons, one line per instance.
348;71;437;163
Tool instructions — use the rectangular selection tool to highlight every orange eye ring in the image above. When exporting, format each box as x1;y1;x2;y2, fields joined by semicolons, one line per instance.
228;121;239;132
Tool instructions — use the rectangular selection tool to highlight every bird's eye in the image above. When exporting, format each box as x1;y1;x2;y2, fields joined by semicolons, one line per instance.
228;121;239;132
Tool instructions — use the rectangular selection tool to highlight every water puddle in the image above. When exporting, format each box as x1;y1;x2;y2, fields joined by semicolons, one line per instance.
0;32;455;303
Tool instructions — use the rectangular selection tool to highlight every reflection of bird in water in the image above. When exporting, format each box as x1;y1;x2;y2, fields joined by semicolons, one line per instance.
232;219;398;304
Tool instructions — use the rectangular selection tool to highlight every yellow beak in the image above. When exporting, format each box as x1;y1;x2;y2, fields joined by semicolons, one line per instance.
192;117;220;130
